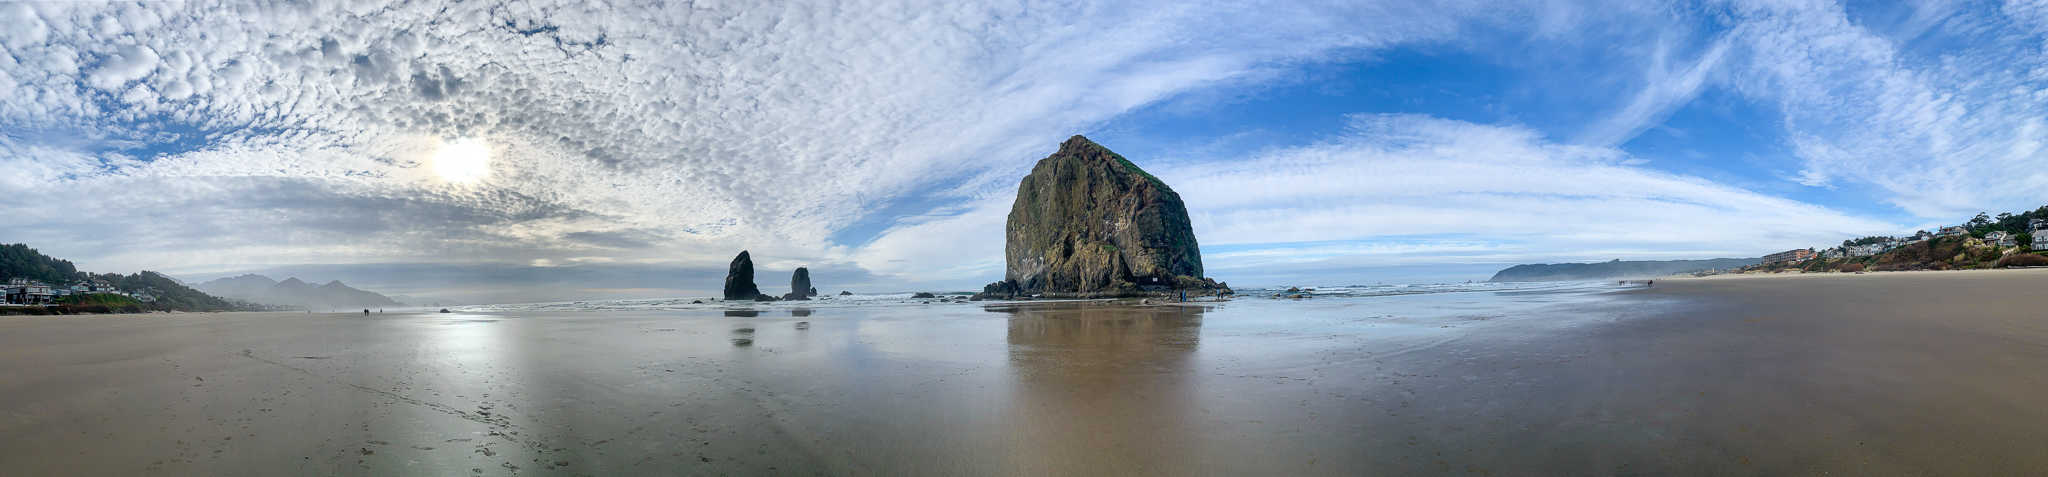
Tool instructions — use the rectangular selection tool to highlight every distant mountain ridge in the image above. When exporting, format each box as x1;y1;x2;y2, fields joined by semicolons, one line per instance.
197;274;403;309
1488;258;1761;282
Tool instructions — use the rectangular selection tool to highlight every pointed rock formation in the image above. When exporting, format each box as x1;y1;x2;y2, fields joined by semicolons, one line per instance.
783;267;816;301
722;251;767;301
973;135;1229;299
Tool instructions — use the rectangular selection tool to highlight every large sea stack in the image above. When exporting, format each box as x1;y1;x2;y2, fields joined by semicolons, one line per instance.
783;267;817;300
974;135;1227;299
722;251;767;301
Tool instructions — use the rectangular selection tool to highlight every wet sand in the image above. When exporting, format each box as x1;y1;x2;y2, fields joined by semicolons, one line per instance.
3;271;2047;475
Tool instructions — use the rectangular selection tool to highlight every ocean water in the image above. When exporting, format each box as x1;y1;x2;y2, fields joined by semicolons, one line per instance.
447;280;1630;313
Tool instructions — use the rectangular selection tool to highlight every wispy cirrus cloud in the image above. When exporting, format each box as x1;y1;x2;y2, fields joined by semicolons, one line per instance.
1712;0;2048;217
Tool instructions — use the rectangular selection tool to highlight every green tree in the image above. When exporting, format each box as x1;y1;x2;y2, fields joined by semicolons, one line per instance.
0;243;84;284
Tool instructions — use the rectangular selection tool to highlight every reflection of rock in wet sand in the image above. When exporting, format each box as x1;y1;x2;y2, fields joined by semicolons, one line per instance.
1001;303;1203;365
995;302;1206;475
731;326;755;347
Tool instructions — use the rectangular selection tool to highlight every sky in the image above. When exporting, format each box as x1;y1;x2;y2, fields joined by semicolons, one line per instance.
3;0;2046;304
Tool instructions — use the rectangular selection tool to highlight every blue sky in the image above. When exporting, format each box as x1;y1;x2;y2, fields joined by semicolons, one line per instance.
3;1;2046;303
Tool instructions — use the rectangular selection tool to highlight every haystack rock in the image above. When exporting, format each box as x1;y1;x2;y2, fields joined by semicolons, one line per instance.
973;135;1228;299
722;251;768;301
783;267;816;301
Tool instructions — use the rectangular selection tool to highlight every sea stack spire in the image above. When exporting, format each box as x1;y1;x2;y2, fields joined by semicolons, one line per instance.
722;251;764;301
784;267;816;300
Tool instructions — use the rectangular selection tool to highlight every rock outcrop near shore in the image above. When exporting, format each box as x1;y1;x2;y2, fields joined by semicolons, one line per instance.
723;251;768;301
974;135;1227;299
784;267;817;300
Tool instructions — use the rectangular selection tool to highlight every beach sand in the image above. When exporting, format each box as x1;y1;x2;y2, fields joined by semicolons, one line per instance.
2;270;2046;475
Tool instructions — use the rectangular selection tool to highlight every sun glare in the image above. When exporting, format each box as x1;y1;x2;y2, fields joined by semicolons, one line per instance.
432;137;492;183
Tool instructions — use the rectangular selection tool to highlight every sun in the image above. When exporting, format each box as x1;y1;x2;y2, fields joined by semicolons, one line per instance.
432;137;492;183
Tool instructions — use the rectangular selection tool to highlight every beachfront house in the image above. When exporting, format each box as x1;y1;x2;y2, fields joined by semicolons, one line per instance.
1986;231;2016;247
1939;226;1968;237
2036;226;2048;250
1762;248;1817;265
4;281;56;305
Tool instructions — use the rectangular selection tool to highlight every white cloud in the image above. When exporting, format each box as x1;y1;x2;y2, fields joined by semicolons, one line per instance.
87;44;160;91
1168;115;1898;253
1579;34;1732;146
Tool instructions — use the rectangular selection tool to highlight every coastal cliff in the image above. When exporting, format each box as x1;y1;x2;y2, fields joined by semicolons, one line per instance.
975;136;1226;299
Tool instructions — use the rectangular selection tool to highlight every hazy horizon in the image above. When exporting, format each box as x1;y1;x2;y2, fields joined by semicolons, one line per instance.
7;1;2046;303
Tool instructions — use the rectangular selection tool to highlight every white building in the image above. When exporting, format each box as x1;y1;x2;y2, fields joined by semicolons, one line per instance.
1987;231;2015;247
1847;243;1888;257
4;282;55;305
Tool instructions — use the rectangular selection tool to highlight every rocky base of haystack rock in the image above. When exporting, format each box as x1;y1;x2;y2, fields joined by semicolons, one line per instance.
971;135;1231;301
970;276;1231;300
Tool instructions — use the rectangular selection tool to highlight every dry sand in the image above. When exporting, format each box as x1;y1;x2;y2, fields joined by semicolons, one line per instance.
2;271;2046;475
